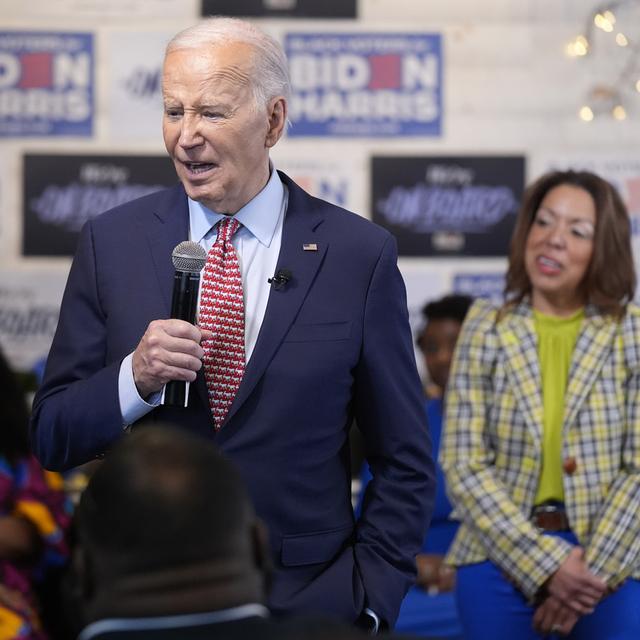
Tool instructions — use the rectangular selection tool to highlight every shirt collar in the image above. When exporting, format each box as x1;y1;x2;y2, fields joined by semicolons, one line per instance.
188;164;284;248
79;603;269;640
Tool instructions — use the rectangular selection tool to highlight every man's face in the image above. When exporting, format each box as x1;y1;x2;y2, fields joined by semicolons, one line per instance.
162;42;284;214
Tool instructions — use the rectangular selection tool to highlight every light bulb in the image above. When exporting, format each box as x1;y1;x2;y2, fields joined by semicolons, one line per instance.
575;35;589;55
566;35;589;57
594;13;614;32
612;105;627;120
616;33;628;47
579;106;594;121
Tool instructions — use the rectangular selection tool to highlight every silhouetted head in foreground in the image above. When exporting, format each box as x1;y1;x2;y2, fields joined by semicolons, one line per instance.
75;425;270;622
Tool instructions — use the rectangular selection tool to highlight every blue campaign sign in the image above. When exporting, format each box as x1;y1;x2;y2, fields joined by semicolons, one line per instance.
286;32;442;137
0;31;94;137
453;273;505;303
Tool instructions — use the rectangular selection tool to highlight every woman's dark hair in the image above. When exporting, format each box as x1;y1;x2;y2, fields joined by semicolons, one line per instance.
505;169;636;317
0;349;32;461
416;294;473;349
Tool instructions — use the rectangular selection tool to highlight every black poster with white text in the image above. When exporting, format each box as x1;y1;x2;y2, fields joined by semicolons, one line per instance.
201;0;356;18
372;155;525;257
23;154;177;256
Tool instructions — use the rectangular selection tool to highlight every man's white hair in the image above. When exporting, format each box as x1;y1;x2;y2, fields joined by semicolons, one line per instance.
166;17;291;109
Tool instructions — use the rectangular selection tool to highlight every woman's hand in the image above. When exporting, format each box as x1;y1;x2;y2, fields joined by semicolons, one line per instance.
533;594;579;636
546;547;606;615
416;554;456;593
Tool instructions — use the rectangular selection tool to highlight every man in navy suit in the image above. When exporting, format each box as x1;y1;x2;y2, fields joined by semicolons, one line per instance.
31;17;434;631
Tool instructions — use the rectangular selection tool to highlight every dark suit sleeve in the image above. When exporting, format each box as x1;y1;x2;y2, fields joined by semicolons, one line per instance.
30;221;125;471
353;235;436;626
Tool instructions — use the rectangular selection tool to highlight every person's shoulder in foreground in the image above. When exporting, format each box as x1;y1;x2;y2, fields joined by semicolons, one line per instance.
73;424;415;640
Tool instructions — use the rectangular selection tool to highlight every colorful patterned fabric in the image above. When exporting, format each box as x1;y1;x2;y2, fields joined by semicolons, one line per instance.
441;298;640;600
0;455;71;640
200;217;245;429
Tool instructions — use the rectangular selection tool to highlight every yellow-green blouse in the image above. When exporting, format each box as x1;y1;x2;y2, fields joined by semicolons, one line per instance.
533;307;584;505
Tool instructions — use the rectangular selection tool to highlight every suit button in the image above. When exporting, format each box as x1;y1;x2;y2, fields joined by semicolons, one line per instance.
563;457;577;475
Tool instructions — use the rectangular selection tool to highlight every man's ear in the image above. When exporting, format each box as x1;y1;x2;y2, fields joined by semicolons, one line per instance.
251;519;273;595
265;97;287;148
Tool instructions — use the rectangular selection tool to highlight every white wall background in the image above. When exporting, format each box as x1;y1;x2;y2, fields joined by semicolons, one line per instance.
2;0;639;372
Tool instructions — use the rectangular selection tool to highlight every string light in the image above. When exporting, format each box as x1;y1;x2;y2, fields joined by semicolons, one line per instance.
594;12;615;32
568;2;638;120
579;106;595;121
566;35;589;57
616;32;629;46
612;105;627;119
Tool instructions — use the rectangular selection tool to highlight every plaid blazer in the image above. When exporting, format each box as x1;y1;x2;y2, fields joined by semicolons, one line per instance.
440;298;640;600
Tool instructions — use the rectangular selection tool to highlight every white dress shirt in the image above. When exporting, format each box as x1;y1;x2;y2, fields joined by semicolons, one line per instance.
118;167;287;426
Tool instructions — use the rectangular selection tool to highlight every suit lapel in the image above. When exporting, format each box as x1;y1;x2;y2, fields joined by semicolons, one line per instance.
141;186;210;406
563;309;617;431
143;184;190;316
220;174;327;428
497;303;544;447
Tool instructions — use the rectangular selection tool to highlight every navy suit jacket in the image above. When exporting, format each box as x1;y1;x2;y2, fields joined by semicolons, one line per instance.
31;172;435;626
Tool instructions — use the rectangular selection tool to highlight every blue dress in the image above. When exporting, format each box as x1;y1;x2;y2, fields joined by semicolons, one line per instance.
357;397;463;638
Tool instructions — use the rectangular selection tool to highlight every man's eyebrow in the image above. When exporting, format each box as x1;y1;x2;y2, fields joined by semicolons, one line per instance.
198;101;233;110
162;101;234;113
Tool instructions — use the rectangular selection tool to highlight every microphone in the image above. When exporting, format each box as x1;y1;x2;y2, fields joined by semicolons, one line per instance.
268;268;292;290
163;241;207;408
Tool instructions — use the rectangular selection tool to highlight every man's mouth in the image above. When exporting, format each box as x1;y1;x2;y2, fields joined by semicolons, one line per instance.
184;162;215;174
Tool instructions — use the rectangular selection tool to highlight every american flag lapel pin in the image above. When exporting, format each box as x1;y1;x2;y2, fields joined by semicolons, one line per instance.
303;243;318;251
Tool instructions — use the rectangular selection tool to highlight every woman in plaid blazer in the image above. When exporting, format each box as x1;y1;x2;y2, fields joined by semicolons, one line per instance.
441;170;640;639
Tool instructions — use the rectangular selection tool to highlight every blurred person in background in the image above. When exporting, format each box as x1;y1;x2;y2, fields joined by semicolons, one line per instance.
0;349;70;639
357;293;471;639
441;170;640;638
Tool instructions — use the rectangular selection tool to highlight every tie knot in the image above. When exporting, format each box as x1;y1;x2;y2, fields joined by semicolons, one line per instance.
217;216;241;244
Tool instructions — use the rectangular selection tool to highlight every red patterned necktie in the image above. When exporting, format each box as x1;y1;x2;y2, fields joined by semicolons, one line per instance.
199;217;245;429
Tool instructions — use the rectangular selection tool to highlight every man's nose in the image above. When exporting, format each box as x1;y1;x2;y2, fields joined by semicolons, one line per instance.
178;114;203;148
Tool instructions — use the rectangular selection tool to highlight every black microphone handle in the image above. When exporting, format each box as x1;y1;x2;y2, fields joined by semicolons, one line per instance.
164;271;200;407
170;271;200;322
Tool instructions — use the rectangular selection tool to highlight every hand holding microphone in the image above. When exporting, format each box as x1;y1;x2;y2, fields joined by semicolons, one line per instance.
132;242;211;404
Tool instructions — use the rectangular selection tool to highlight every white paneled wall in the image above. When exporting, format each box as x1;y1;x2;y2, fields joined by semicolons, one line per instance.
1;0;638;372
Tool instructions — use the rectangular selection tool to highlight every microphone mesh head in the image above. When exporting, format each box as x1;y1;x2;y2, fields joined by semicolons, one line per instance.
172;241;207;273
